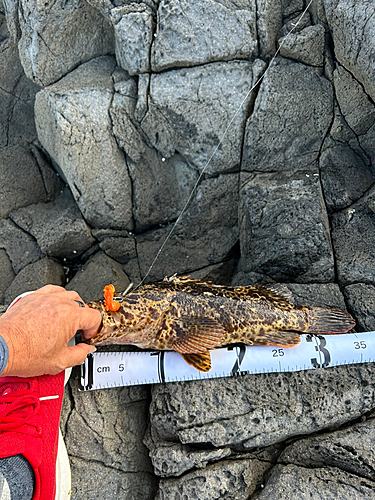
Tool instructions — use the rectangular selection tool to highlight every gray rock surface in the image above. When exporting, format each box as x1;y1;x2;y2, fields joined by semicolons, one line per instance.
141;60;263;174
344;284;375;332
34;57;133;230
66;251;130;302
255;464;375;500
0;218;43;274
151;0;257;70
0;249;14;304
243;58;333;173
4;257;65;304
156;458;270;500
14;0;114;86
279;419;375;481
239;170;334;282
331;190;375;286
10;188;95;259
279;24;325;66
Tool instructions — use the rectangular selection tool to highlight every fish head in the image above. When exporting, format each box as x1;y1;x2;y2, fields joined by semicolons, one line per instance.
87;295;164;347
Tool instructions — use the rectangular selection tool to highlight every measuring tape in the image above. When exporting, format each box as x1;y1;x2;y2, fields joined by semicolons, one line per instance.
78;332;375;391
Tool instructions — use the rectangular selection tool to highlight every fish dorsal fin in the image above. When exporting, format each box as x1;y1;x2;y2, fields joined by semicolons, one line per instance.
171;316;225;354
180;352;212;372
261;284;295;304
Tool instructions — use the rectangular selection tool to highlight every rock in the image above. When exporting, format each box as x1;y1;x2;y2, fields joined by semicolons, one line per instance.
10;188;95;259
66;380;157;500
0;146;50;218
256;464;375;499
140;60;264;174
323;0;375;102
4;257;65;304
0;13;39;147
279;419;375;481
136;174;239;282
146;440;232;477
239;170;334;283
256;0;282;57
14;0;114;86
151;0;257;71
279;24;325;66
155;459;270;500
285;283;347;310
66;251;130;302
320;138;374;213
243;58;333;172
149;363;375;450
344;284;375;332
112;3;154;75
331;190;375;286
34;57;133;230
0;218;43;273
0;249;15;304
98;235;137;265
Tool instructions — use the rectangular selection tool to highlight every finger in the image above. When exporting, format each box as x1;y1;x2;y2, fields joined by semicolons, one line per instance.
62;344;97;369
77;307;103;339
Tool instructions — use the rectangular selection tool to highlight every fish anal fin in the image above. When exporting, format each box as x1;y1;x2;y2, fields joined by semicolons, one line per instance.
181;352;212;372
171;317;225;354
245;330;301;348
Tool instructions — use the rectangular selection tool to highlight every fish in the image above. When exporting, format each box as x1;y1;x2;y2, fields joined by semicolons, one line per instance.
87;276;356;372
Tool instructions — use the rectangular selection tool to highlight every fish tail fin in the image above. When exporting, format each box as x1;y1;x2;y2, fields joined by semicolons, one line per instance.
305;307;355;334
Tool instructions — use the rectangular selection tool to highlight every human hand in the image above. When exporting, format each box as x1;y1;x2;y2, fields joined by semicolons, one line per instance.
0;285;102;377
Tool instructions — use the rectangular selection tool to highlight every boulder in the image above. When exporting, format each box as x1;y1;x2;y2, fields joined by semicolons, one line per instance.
151;0;257;71
344;284;375;332
0;249;15;304
0;218;43;274
66;251;130;302
140;60;264;174
239;170;334;282
279;24;325;66
4;257;65;304
256;464;375;500
243;58;333;172
14;0;114;86
10;188;95;260
34;57;133;230
323;0;375;101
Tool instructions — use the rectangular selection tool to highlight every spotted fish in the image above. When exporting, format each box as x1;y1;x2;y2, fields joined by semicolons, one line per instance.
87;276;355;372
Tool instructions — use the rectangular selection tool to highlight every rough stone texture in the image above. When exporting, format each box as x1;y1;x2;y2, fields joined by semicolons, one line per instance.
10;188;95;259
0;248;14;304
0;12;39;147
136;174;239;282
13;0;114;86
4;257;65;304
64;380;157;500
344;284;375;332
279;419;375;481
243;58;333;173
34;57;133;230
141;60;264;174
255;464;375;500
331;189;375;286
66;251;130;302
324;0;375;102
151;0;257;70
239;170;334;282
279;24;325;66
156;459;270;500
0;218;43;274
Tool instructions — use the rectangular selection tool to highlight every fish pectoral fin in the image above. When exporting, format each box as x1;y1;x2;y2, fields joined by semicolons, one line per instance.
247;330;301;348
171;316;225;354
180;352;212;372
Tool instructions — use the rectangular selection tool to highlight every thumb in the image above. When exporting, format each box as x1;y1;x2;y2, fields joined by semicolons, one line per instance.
63;343;97;368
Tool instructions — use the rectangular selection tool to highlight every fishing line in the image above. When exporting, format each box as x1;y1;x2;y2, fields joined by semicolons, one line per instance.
137;0;314;287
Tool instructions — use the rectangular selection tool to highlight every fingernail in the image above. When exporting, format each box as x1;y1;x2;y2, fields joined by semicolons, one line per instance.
88;346;97;353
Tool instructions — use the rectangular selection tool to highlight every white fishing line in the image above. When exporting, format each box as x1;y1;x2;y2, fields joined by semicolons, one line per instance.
138;0;314;286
